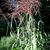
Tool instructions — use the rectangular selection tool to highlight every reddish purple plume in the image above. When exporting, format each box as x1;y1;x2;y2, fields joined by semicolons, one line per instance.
12;0;41;16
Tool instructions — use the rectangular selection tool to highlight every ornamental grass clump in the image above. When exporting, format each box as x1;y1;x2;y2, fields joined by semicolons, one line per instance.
0;14;48;50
